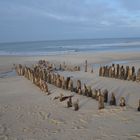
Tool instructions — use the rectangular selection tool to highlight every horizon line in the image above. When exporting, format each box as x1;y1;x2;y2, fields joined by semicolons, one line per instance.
1;37;140;44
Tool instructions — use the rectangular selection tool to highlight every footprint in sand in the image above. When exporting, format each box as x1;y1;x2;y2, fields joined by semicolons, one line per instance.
34;105;40;109
0;124;6;135
0;135;8;140
73;126;87;130
16;114;24;120
0;105;9;113
0;124;8;140
129;133;140;140
135;133;140;138
38;111;51;120
44;128;61;136
93;137;102;140
79;118;88;124
16;106;21;111
38;111;65;125
118;116;134;123
49;118;65;125
93;114;100;118
127;136;139;140
22;127;34;134
4;105;9;110
71;121;87;130
0;113;2;118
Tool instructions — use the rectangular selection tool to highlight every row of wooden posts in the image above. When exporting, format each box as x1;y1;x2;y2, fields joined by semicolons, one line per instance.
14;60;140;111
99;63;140;82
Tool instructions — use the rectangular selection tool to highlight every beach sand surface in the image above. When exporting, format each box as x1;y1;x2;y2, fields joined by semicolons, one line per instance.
0;51;140;140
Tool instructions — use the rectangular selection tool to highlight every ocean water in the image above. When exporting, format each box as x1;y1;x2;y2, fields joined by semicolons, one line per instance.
0;38;140;56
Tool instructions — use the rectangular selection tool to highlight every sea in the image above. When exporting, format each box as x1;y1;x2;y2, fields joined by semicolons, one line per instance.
0;38;140;56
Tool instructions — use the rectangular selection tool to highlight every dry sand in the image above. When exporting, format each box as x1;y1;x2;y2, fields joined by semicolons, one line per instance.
0;51;140;140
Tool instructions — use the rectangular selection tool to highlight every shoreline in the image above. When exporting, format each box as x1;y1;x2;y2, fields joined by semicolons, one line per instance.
1;50;140;70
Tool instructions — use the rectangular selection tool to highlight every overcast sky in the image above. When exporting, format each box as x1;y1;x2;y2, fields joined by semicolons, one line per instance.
0;0;140;42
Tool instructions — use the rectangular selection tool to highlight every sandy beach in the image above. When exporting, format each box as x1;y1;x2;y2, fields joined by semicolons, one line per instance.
0;51;140;140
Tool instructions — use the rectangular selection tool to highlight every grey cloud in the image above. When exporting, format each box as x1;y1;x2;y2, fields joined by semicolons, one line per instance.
0;0;140;42
119;0;140;11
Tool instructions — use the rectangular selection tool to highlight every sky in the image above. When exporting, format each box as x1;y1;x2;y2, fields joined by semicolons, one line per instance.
0;0;140;42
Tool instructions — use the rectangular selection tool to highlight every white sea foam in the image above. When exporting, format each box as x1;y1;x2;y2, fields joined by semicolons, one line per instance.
0;38;140;56
0;50;76;56
59;41;140;49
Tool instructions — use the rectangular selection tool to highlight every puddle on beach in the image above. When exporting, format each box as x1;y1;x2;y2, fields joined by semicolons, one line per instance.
92;59;140;68
0;70;16;78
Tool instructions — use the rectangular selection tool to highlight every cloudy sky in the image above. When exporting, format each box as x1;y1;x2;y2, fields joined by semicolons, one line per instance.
0;0;140;42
